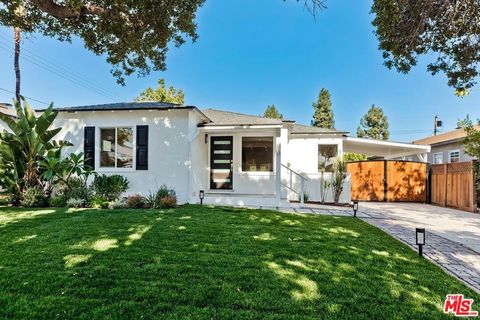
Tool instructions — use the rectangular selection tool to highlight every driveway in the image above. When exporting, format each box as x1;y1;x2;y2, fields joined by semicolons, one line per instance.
354;202;480;292
358;202;480;253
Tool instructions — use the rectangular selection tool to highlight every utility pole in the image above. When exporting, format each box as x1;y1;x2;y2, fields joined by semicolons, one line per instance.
433;115;442;136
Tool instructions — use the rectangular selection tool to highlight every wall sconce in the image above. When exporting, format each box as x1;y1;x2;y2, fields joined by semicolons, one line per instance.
416;228;425;256
353;201;359;217
199;190;205;205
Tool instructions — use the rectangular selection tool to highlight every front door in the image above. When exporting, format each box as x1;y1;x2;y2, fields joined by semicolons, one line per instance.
210;136;233;190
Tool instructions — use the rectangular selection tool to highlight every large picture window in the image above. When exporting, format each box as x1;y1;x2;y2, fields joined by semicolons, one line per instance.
100;127;134;168
318;144;338;172
242;137;273;172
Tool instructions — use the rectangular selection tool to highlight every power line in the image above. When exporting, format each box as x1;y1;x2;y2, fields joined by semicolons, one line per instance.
0;44;116;100
0;87;49;105
0;33;119;99
0;34;118;100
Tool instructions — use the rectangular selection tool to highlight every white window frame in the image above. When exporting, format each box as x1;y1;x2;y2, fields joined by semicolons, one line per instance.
448;150;460;163
433;152;443;164
98;126;136;172
318;143;339;172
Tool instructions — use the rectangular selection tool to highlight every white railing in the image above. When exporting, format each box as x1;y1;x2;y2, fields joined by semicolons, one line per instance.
281;164;308;204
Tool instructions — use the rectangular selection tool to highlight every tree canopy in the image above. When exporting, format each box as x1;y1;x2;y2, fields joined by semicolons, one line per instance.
135;79;185;105
357;105;390;140
372;0;480;93
0;0;205;85
311;88;334;129
263;104;283;119
459;116;480;159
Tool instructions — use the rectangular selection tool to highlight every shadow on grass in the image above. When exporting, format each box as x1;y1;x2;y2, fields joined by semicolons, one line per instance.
0;205;477;319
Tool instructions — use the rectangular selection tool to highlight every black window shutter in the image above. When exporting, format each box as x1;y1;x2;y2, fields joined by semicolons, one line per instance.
136;125;149;170
84;127;95;169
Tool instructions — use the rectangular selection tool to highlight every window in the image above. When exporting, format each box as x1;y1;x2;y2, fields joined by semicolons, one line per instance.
449;150;460;163
318;144;338;172
100;127;134;168
433;152;443;164
242;137;273;172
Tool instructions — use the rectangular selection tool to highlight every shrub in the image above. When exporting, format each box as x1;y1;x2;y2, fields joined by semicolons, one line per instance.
50;195;66;207
108;199;126;210
159;195;177;208
126;194;146;209
66;198;85;208
93;174;129;200
145;191;158;209
65;177;93;202
20;186;48;208
89;195;109;209
156;184;172;199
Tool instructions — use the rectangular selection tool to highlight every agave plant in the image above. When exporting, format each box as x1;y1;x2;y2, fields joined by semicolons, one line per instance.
0;98;71;200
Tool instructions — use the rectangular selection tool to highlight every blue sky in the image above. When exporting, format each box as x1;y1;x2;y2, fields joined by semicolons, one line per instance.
0;0;478;141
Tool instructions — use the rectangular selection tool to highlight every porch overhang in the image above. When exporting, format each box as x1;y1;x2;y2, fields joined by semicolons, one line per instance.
343;137;431;159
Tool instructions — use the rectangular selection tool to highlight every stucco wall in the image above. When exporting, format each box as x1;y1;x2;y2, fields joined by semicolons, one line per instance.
189;127;280;204
282;135;350;203
54;109;193;203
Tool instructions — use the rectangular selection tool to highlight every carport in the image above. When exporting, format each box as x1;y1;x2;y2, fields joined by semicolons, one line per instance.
343;137;431;202
343;137;430;161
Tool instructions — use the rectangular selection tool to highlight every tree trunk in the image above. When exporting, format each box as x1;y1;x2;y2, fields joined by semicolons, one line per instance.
14;27;21;101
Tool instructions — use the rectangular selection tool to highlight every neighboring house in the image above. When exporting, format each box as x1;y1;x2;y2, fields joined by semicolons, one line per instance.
0;103;16;132
42;102;429;207
413;127;478;164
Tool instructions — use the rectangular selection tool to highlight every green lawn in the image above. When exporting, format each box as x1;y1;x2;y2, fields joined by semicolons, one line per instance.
0;205;477;319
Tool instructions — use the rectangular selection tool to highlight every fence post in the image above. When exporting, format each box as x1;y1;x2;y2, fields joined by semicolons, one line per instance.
443;163;448;207
300;179;305;205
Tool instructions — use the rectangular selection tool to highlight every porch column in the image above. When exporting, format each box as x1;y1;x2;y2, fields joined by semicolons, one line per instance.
275;135;282;203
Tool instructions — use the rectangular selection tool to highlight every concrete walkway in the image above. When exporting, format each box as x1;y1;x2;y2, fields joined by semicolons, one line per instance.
257;202;480;293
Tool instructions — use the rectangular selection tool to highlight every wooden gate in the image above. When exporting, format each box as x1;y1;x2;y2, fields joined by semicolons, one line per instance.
347;160;427;202
430;162;476;212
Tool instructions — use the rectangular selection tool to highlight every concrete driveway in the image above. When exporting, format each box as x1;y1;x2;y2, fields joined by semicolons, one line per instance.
358;202;480;253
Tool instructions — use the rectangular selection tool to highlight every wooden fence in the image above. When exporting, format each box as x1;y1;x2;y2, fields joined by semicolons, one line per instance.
347;160;427;202
430;161;477;212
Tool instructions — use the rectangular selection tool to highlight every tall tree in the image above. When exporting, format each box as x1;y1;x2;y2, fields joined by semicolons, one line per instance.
14;27;21;101
311;88;334;129
135;79;185;104
372;1;480;94
357;105;390;140
263;104;283;119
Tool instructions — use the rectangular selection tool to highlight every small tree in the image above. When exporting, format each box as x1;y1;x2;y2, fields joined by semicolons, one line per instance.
357;105;390;140
135;79;185;104
0;98;71;202
263;104;283;119
343;152;367;162
458;116;480;158
312;88;335;129
331;159;347;204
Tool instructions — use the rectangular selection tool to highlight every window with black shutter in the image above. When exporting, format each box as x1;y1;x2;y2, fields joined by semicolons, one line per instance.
136;125;149;170
84;126;95;169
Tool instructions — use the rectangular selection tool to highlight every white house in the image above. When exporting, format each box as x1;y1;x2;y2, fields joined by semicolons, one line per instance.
36;102;430;207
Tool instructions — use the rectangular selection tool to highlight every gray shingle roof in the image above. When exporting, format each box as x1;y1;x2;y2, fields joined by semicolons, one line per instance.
290;123;348;134
200;109;283;126
0;104;17;118
45;101;187;112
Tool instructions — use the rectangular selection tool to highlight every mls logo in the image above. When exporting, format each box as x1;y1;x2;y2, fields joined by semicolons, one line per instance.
443;294;478;317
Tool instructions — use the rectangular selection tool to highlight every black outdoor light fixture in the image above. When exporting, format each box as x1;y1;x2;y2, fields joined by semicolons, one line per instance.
416;228;426;256
199;190;205;205
353;201;359;217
